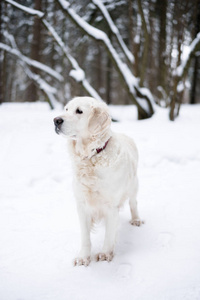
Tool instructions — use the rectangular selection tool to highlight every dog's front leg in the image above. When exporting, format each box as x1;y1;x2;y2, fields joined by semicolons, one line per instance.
74;205;91;267
96;207;119;262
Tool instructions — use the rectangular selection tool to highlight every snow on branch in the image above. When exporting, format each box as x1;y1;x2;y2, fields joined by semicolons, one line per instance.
58;0;107;40
7;0;154;118
24;67;62;109
0;41;61;109
42;20;104;102
58;0;137;91
92;0;134;63
176;32;200;78
58;0;154;117
0;42;63;82
6;0;104;103
6;0;44;18
2;30;60;109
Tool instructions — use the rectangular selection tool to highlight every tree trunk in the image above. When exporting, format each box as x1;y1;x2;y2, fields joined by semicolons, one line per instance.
106;53;112;105
157;0;167;96
169;76;178;121
137;0;149;87
190;57;199;104
0;0;3;104
106;32;112;105
169;33;200;120
97;45;103;98
128;0;135;73
57;0;154;120
190;0;200;104
26;0;42;102
148;1;157;100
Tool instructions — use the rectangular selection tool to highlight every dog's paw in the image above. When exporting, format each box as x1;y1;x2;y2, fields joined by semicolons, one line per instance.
73;256;91;267
130;219;144;227
95;252;114;262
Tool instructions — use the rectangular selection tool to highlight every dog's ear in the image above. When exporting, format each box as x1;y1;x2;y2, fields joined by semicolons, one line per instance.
88;106;111;136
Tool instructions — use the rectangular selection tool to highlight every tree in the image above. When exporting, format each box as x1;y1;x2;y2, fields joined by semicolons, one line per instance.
4;0;105;108
190;0;200;104
26;0;42;102
0;0;3;104
137;0;149;87
169;32;200;120
57;0;155;119
1;0;200;121
156;0;167;99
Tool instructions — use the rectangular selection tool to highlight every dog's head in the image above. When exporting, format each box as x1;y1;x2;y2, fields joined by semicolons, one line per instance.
53;97;111;140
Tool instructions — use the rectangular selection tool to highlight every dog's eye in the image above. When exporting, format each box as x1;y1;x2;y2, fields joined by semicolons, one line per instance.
65;108;68;111
76;108;83;114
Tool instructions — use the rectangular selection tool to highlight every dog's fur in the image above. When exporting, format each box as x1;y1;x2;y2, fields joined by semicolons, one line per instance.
54;97;143;266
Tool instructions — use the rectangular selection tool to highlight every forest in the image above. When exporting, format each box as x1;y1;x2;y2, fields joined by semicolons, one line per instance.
0;0;200;120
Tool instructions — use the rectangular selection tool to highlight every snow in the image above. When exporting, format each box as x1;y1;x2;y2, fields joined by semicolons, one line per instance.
0;43;63;82
177;81;184;93
7;0;154;114
82;79;104;102
58;0;154;113
92;0;134;63
42;19;103;103
176;33;200;77
134;34;140;44
58;0;107;41
92;0;119;35
69;69;85;82
139;87;155;107
6;0;44;18
0;38;61;109
5;0;104;103
1;102;200;300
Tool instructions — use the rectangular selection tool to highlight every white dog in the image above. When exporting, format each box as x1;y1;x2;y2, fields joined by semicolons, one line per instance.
54;97;143;266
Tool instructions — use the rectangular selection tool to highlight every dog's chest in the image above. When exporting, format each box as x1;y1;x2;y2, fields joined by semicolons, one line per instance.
74;153;131;209
74;157;111;206
76;159;99;188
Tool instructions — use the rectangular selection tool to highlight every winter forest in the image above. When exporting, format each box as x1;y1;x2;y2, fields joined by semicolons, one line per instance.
0;0;200;120
1;1;200;299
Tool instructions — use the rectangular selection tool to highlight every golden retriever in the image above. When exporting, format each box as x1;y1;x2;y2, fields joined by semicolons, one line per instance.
54;97;143;266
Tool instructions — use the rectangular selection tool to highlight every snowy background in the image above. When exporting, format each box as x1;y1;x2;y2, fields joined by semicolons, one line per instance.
0;102;200;300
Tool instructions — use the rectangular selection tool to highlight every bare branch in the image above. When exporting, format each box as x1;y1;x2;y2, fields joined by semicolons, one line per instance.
57;0;154;119
6;0;104;103
42;19;104;102
0;42;63;81
169;33;200;121
92;0;134;64
6;0;155;119
0;40;61;109
6;0;44;18
176;32;200;80
24;67;61;110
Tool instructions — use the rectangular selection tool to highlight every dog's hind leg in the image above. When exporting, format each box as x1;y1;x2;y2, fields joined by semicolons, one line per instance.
129;176;144;226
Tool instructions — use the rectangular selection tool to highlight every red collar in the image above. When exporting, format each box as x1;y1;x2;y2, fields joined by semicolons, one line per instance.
96;138;110;154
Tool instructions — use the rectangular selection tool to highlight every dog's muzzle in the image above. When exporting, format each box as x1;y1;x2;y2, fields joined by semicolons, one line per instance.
54;117;64;134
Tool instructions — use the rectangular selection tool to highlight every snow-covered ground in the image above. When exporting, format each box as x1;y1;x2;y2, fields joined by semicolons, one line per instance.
0;102;200;300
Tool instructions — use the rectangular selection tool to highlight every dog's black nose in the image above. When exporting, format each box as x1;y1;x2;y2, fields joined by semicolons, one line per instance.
54;117;64;127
